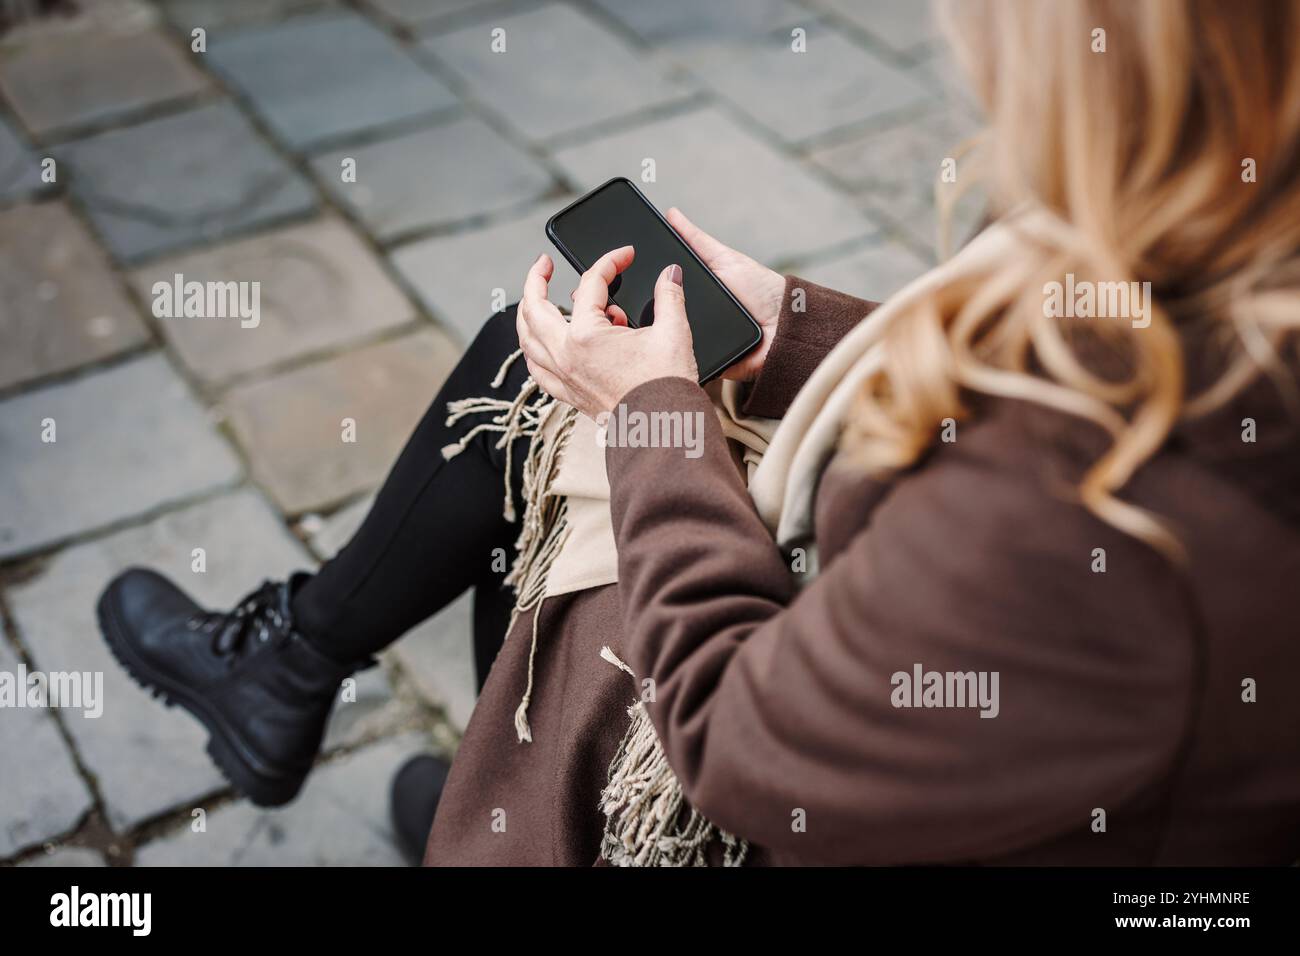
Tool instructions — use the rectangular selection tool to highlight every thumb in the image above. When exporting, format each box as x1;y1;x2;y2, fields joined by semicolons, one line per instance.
653;264;689;335
667;208;729;264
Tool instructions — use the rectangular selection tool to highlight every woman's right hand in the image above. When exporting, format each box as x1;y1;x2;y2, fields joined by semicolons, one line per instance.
664;208;784;382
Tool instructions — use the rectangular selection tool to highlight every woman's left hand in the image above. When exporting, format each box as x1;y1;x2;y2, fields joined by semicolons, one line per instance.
517;246;698;419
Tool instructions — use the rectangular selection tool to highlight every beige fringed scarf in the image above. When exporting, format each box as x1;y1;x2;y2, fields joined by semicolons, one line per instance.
442;215;1025;866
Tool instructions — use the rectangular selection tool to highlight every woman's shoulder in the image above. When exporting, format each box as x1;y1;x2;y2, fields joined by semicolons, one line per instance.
813;395;1192;620
815;396;1106;556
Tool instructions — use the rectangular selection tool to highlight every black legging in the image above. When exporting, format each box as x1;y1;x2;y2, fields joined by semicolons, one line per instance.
292;307;528;687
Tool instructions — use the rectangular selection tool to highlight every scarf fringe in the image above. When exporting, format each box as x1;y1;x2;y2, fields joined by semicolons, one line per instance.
441;348;556;523
503;394;577;743
442;348;579;742
596;647;749;868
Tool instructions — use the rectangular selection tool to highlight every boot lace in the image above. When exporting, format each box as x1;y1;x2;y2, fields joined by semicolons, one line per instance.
187;580;287;658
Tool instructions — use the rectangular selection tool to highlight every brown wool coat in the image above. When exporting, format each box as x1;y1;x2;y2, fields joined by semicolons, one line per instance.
425;279;1300;866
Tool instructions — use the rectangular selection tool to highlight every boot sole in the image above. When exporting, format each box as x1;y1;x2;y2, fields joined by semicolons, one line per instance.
96;587;306;808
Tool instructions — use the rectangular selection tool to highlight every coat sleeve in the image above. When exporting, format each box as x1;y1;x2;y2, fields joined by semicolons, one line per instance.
606;376;1196;864
739;276;877;420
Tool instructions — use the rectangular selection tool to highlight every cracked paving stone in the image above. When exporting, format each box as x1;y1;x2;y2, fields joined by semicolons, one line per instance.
128;214;416;386
18;846;106;867
0;628;95;858
672;20;932;145
809;108;984;252
311;115;553;241
221;328;461;514
0;352;242;561
159;0;338;31
363;0;484;30
133;731;430;865
207;11;458;153
0;28;211;140
820;0;941;60
796;237;931;302
420;3;692;143
0;200;152;392
552;106;876;267
589;0;808;45
57;102;317;264
0;114;49;203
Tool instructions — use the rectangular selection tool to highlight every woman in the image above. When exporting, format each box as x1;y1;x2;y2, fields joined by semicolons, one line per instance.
99;0;1300;865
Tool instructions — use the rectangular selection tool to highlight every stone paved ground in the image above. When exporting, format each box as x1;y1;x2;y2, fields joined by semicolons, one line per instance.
0;0;980;865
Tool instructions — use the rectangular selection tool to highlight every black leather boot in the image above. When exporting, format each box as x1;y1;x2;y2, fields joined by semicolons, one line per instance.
97;568;368;807
390;754;450;865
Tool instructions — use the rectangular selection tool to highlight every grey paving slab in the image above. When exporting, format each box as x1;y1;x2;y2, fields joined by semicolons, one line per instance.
18;846;106;866
796;237;931;302
128;215;417;386
589;0;808;44
311;115;552;241
0;353;242;561
0;114;48;203
0;29;211;140
5;490;315;831
0;630;95;858
320;659;411;753
0;201;151;392
57;102;318;264
222;328;461;514
310;496;477;730
207;12;459;153
810;107;975;190
909;46;984;117
819;0;940;59
362;0;485;30
551;106;877;267
0;0;158;43
390;200;579;342
134;731;428;865
387;592;476;731
673;19;932;145
160;0;338;30
420;3;692;142
810;108;984;252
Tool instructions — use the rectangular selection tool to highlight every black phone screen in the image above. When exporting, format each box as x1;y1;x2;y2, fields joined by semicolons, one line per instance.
547;178;761;383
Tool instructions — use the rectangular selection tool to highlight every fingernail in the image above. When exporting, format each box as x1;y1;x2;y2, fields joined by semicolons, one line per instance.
668;264;683;285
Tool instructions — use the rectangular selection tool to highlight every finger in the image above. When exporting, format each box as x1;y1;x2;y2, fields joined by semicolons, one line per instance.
572;245;635;322
653;263;690;335
523;252;554;304
521;253;568;352
522;254;562;325
517;294;562;368
606;304;629;328
666;208;730;263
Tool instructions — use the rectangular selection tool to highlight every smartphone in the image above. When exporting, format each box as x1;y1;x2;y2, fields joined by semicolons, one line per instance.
546;177;763;384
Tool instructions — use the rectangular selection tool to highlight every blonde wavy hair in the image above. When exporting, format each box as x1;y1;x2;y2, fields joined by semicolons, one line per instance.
845;0;1300;557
